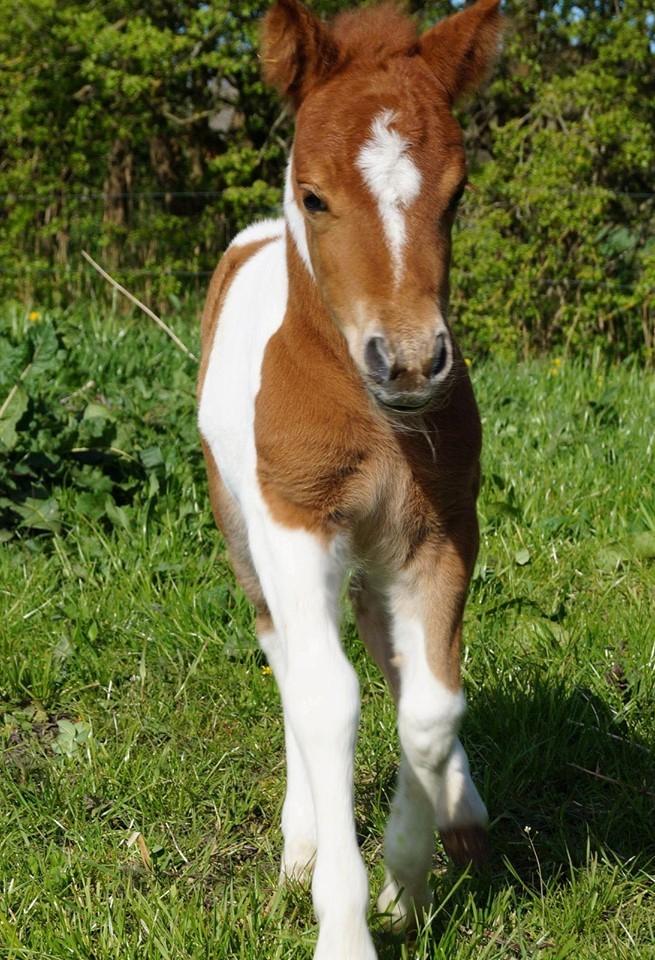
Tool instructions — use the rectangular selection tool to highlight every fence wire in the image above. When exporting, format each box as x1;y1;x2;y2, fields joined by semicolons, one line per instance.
1;189;653;301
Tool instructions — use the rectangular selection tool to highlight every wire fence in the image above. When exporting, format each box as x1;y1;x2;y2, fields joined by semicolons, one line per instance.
2;190;655;201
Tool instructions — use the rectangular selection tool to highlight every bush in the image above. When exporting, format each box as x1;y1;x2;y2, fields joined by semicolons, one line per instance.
0;0;653;357
0;305;201;539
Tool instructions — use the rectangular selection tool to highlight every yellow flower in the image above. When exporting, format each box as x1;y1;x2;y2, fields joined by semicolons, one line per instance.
28;310;41;322
464;357;472;368
261;665;273;676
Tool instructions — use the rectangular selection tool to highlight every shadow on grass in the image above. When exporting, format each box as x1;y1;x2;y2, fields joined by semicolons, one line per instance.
370;675;655;957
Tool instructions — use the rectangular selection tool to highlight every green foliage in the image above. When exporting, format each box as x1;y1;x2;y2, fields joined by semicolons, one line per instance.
452;0;655;358
0;0;283;302
0;304;200;539
0;1;654;356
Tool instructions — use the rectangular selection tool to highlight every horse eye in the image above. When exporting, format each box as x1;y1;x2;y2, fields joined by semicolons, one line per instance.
303;192;328;213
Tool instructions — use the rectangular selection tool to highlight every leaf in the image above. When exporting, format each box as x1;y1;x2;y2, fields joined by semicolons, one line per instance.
486;499;522;522
83;402;116;422
12;497;61;534
75;490;109;520
629;531;655;560
28;324;60;378
30;702;48;725
540;515;569;536
598;226;637;257
104;496;131;531
52;719;92;757
140;445;164;470
597;532;655;571
80;410;116;445
0;384;28;450
137;833;153;870
597;545;629;572
515;548;531;566
53;636;74;663
223;633;258;662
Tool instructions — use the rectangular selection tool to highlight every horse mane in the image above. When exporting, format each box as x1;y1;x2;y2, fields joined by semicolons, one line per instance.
330;3;419;64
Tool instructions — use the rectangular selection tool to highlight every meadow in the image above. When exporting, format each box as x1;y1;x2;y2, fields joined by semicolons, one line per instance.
1;304;654;958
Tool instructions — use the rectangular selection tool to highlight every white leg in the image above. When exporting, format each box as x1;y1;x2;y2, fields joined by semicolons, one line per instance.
280;715;318;881
436;738;487;829
378;598;487;929
377;749;437;927
250;519;376;960
437;739;489;866
377;614;466;927
260;629;317;882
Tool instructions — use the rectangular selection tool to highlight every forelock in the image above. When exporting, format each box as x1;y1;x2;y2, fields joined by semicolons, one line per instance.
330;3;418;64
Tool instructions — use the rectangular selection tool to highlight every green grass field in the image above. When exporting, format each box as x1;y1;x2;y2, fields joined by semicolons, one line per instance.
1;306;654;958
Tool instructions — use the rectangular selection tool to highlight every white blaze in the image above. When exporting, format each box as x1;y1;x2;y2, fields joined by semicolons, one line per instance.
356;109;422;282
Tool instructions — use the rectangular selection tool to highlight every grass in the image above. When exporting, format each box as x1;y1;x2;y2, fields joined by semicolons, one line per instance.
1;304;655;958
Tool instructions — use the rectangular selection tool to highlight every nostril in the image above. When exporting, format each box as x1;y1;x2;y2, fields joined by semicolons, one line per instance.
429;332;449;379
364;336;392;384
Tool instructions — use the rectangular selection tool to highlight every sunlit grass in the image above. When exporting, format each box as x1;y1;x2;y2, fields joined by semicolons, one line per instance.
1;306;654;958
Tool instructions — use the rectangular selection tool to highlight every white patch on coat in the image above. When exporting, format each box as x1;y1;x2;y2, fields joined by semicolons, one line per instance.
284;157;315;278
198;234;287;503
229;217;284;249
356;109;422;282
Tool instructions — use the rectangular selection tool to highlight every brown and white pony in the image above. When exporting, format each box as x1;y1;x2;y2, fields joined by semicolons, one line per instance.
198;1;502;956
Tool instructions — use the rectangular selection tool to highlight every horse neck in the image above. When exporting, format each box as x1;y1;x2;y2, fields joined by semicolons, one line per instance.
283;228;352;365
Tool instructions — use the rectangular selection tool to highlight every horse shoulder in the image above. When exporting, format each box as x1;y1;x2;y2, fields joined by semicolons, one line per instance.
197;218;284;401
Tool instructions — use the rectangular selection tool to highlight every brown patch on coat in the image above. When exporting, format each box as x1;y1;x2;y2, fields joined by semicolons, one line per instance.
290;58;466;346
350;573;399;700
331;4;419;64
255;237;393;535
404;513;479;693
419;0;503;106
261;0;341;109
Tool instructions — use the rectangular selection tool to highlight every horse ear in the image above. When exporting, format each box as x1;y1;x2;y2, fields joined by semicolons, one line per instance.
261;0;340;110
418;0;503;106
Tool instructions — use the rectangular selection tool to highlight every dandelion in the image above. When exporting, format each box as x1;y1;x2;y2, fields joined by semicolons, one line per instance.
28;310;41;322
549;357;562;376
464;357;472;368
261;665;273;677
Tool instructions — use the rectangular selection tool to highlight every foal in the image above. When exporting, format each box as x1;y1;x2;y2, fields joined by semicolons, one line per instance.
198;1;502;956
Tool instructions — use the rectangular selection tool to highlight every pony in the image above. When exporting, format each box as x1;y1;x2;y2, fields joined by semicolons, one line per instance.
198;1;503;956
